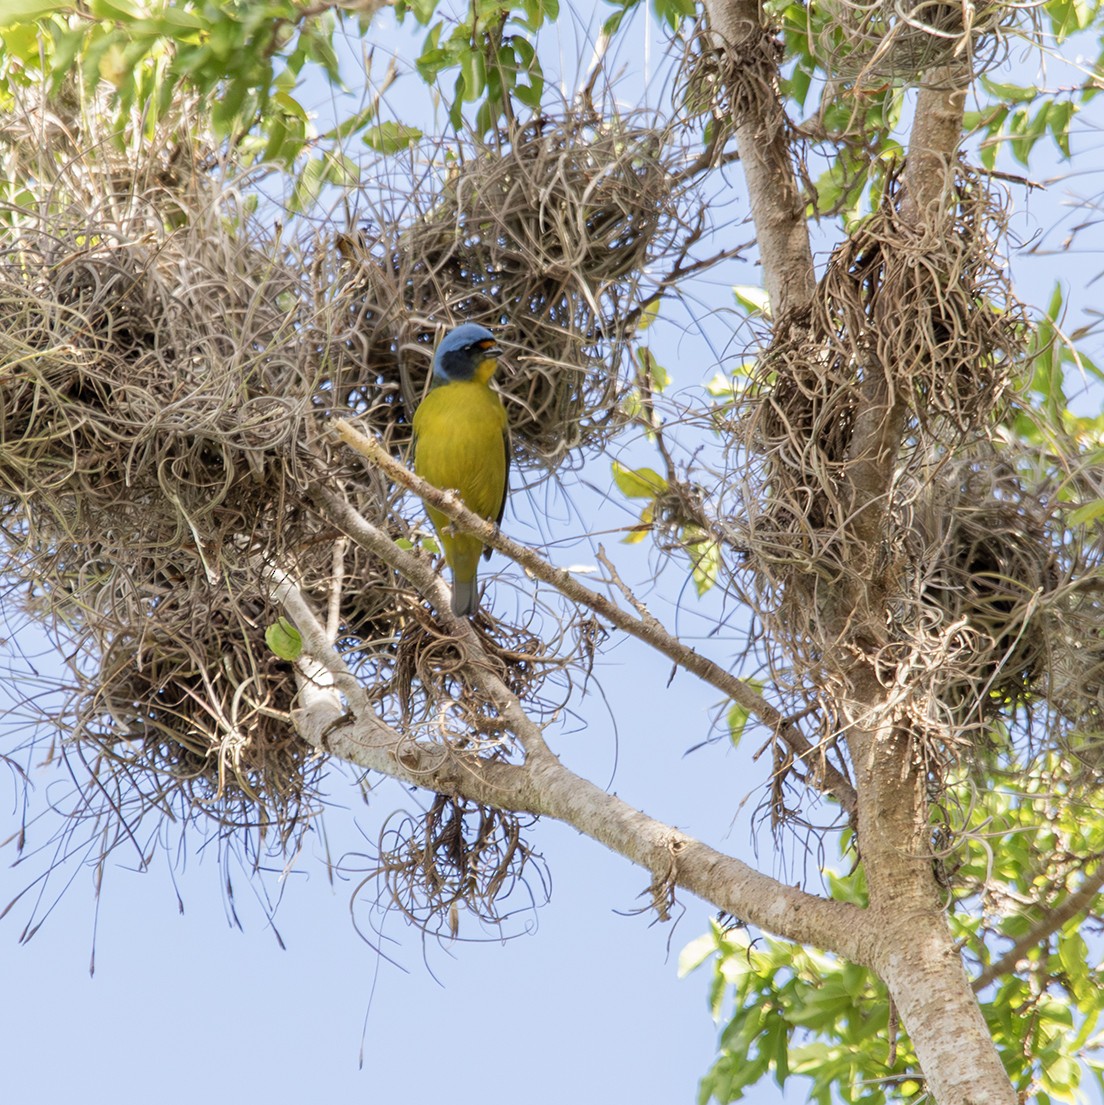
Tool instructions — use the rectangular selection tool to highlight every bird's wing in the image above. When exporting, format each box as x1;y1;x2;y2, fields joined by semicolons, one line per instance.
495;426;511;529
483;425;510;561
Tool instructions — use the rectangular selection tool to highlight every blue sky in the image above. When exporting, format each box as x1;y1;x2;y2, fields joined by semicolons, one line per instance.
3;5;1104;1105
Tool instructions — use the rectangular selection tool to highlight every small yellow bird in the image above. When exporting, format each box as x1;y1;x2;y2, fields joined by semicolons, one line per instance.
412;323;510;617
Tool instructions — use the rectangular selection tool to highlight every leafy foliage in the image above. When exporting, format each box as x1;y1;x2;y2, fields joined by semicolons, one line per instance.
685;751;1104;1105
685;761;1104;1104
1;2;337;158
396;0;554;131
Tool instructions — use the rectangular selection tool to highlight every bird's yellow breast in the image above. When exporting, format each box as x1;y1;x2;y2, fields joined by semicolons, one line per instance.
412;377;508;523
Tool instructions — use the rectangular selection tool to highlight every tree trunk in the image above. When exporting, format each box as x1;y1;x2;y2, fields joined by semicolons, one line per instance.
702;0;816;320
700;4;1019;1101
846;670;1016;1105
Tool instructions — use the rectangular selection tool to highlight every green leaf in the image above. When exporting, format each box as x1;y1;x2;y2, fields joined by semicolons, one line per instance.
1047;0;1094;40
726;698;750;746
637;299;660;331
1056;929;1088;981
2;18;46;65
706;362;754;397
678;931;718;976
652;0;695;29
785;63;813;109
635;346;671;391
621;501;654;544
705;371;734;398
1008;103;1052;166
459;46;486;103
363;120;423;153
611;460;667;499
1046;99;1076;158
290;156;327;213
416;45;452;84
153;6;204;32
319;101;376;141
265;617;303;661
1068;499;1104;525
981;78;1040;104
0;0;64;24
601;7;629;36
689;538;721;596
514;79;543;108
398;0;440;22
733;284;772;318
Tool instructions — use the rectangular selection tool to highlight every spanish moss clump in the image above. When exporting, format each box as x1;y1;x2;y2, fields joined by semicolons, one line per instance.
735;169;1024;586
1036;458;1104;768
318;107;707;471
900;455;1059;743
0;80;617;923
338;600;583;778
724;169;1050;786
363;795;548;938
815;0;1012;87
0;103;374;846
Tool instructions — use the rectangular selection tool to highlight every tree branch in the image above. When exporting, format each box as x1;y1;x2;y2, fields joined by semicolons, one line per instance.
827;60;1017;1105
268;541;868;961
972;861;1104;992
841;65;969;562
902;67;970;230
330;419;857;817
846;683;1016;1105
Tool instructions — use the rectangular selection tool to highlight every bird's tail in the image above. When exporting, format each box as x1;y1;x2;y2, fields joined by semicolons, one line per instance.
450;574;479;617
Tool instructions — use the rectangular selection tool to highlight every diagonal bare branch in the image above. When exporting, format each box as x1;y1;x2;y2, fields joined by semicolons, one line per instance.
331;419;857;817
269;537;869;960
972;860;1104;992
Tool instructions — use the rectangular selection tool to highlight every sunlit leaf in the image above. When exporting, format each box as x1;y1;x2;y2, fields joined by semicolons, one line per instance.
265;617;303;661
732;284;772;318
611;460;667;499
0;0;64;24
364;120;424;153
689;538;721;595
1068;499;1104;525
637;299;660;330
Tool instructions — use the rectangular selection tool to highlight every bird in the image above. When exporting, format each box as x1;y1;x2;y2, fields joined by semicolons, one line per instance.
412;322;510;617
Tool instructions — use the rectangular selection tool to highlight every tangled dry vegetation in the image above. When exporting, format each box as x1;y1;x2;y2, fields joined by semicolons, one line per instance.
0;80;712;926
726;166;1100;797
820;0;1015;86
0;93;361;850
359;794;548;940
323;108;704;470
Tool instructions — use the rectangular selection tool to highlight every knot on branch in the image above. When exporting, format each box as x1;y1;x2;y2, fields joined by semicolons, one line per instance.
621;833;688;925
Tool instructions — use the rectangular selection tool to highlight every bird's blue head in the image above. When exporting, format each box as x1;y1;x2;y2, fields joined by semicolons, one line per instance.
432;323;503;384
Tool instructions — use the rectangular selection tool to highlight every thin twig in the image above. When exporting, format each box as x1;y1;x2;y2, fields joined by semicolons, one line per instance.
972;861;1104;991
327;535;348;641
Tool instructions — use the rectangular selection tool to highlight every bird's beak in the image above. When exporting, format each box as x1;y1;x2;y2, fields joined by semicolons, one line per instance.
480;339;503;359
